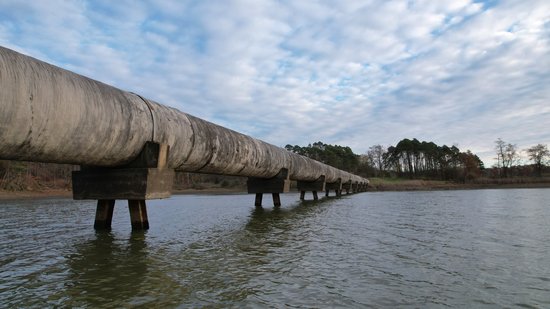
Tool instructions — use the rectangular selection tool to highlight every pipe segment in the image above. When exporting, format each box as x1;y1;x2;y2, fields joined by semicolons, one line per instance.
0;46;368;185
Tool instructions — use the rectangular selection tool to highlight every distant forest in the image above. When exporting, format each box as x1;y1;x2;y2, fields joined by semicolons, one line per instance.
284;142;364;175
286;138;549;182
285;140;485;182
1;138;548;191
369;139;485;181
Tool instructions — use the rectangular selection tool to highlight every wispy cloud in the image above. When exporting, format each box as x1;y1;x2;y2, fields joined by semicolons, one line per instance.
1;0;548;165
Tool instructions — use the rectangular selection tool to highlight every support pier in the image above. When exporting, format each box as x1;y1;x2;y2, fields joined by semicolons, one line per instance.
72;142;174;230
247;169;290;207
297;176;326;201
325;179;343;197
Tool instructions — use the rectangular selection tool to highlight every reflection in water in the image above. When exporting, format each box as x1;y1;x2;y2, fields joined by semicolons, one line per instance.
246;197;332;233
64;231;150;307
50;198;336;307
147;198;334;307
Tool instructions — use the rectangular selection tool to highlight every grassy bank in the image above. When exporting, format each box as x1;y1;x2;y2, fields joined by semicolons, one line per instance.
366;177;550;191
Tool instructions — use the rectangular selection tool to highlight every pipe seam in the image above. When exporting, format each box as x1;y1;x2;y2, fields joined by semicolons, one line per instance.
133;93;155;142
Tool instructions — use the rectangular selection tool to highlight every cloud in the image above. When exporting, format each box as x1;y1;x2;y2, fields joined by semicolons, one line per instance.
0;0;548;166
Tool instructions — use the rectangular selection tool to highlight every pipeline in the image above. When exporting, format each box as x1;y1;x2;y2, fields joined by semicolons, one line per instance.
0;46;368;185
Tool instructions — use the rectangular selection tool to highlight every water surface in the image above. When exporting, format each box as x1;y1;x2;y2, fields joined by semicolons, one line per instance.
1;189;549;307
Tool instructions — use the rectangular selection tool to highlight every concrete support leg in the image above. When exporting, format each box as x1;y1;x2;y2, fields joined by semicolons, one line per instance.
94;199;115;230
297;176;326;201
247;169;290;208
128;200;149;230
272;193;281;207
341;180;352;195
73;142;174;230
255;193;263;207
325;180;342;198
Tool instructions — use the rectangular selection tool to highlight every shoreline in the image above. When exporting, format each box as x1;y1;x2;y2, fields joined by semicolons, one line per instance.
366;182;550;192
0;189;73;200
0;187;248;201
1;182;549;200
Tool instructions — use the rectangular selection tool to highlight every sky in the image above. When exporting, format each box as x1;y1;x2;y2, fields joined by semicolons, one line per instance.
0;0;549;166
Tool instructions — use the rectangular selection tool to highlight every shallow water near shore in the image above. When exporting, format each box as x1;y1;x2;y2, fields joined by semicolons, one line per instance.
1;189;549;307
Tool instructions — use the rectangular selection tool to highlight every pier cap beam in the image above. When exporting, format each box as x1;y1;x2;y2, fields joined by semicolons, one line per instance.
297;175;325;201
325;179;343;197
72;143;174;200
247;169;290;207
72;142;173;230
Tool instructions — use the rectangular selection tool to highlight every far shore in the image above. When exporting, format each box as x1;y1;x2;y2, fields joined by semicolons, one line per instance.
366;179;550;192
1;179;549;201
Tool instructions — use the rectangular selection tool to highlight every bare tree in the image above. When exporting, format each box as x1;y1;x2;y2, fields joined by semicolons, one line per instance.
367;144;386;177
494;138;519;177
525;144;549;177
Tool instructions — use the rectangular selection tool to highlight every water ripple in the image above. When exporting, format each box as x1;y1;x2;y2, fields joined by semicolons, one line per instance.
1;190;550;307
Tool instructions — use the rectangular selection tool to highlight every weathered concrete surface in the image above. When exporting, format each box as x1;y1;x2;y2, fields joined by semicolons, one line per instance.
0;46;368;185
247;169;291;194
72;168;175;200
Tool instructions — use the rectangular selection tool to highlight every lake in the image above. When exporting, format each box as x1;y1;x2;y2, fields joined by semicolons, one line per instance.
1;189;549;308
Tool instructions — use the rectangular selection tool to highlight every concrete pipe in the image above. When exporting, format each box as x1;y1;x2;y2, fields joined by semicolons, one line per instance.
0;46;368;184
0;47;153;166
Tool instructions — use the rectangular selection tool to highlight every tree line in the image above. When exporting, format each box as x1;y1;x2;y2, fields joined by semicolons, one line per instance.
375;139;484;181
1;138;548;191
493;138;549;178
368;138;549;180
286;139;549;182
284;142;362;174
286;139;486;182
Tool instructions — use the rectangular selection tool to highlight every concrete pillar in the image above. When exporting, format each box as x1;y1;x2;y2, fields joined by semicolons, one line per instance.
342;180;352;195
255;193;283;207
128;200;149;230
247;169;290;207
255;193;263;207
297;176;325;201
272;193;281;207
73;142;173;230
94;199;115;230
325;180;342;198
